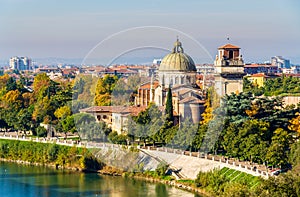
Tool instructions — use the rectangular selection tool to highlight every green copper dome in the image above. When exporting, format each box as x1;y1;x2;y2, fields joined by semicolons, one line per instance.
159;39;196;72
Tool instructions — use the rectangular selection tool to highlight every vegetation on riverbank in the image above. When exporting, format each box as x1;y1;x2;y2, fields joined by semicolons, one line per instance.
0;139;103;171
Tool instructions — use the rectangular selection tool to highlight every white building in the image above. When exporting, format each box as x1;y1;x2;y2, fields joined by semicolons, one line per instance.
271;56;290;69
9;56;32;71
282;66;300;74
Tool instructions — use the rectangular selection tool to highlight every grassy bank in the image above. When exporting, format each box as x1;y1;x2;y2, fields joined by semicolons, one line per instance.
0;139;103;171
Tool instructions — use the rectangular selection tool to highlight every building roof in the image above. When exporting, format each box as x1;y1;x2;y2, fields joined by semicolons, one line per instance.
80;105;146;116
244;64;276;68
179;96;205;104
218;43;240;49
80;106;112;113
159;39;196;72
250;73;270;78
139;81;160;89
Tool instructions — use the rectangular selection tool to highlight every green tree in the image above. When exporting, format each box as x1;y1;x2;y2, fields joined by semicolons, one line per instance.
266;128;293;167
222;120;269;163
171;118;198;151
6;77;17;91
165;87;174;124
35;126;47;137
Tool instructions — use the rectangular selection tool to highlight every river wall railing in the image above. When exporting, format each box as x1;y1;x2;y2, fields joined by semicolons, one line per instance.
0;133;269;178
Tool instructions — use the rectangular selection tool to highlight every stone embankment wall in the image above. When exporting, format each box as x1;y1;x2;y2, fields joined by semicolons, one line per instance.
0;134;269;179
140;147;269;179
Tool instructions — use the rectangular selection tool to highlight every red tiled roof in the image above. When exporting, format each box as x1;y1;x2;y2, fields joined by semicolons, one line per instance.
251;73;269;78
218;43;240;49
139;81;159;89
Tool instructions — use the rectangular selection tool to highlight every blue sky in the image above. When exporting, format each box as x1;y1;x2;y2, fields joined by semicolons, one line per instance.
0;0;299;64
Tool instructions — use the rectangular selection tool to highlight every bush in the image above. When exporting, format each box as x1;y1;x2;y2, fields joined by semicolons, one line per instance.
36;126;47;137
155;162;169;176
108;131;128;145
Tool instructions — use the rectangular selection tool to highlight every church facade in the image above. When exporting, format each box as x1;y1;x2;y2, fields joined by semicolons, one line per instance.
135;39;205;124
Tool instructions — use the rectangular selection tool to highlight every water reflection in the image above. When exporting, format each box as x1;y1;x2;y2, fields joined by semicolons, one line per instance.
0;162;201;197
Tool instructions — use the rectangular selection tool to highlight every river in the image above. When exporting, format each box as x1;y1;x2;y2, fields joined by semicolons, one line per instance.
0;162;201;197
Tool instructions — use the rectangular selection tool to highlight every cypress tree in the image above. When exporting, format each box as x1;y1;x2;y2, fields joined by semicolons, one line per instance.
165;87;174;123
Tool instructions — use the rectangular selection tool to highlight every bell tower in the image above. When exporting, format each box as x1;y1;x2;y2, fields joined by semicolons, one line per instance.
214;43;245;96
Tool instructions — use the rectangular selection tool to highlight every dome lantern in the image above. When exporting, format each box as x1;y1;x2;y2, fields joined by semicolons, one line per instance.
172;38;184;53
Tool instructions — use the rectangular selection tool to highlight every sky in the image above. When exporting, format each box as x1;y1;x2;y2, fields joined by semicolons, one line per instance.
0;0;300;65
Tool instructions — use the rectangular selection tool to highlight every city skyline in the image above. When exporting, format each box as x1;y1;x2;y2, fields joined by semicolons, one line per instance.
0;0;300;64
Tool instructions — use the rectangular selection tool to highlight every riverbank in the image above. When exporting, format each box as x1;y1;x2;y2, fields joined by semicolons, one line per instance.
0;138;208;196
0;158;82;172
125;173;210;197
96;165;209;196
0;139;103;172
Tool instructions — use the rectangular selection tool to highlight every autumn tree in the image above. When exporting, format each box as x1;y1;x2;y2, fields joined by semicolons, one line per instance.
33;73;51;100
200;87;220;125
289;112;300;136
94;75;118;106
54;106;71;120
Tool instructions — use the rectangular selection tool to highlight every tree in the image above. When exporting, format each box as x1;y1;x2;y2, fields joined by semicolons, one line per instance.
221;119;269;163
54;106;71;120
170;118;198;151
32;73;51;100
94;93;111;106
112;75;143;106
63;116;76;133
73;77;85;99
6;77;17;91
289;140;300;175
266;128;293;167
35;126;47;137
32;97;51;123
256;172;300;197
94;75;119;106
72;113;110;141
165;87;174;124
15;108;32;132
128;104;163;145
289;112;300;136
192;124;207;151
0;74;10;90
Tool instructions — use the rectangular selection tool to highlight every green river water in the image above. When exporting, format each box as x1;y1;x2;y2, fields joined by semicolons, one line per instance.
0;162;201;197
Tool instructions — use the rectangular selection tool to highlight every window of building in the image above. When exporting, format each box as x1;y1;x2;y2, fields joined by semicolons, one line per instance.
229;50;233;59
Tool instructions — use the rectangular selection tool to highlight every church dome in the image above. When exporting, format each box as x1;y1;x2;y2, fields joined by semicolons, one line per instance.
159;39;196;72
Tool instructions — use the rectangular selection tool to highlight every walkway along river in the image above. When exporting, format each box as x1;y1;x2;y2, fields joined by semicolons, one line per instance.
0;132;269;179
